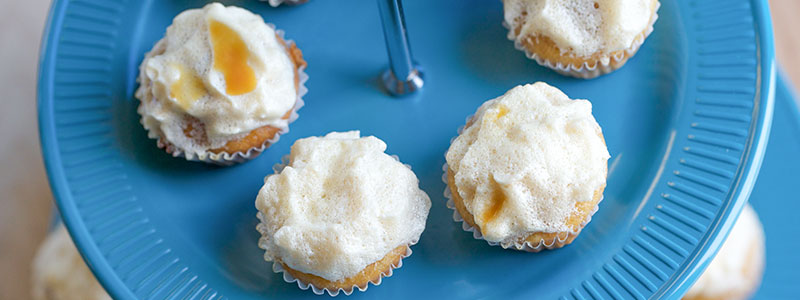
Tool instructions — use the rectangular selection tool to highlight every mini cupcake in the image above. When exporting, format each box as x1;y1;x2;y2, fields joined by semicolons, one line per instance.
444;82;610;251
136;3;307;165
31;225;111;300
262;0;310;7
255;131;431;295
503;0;659;78
683;204;766;300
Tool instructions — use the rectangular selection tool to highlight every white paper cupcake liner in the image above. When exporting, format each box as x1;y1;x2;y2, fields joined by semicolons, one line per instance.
505;1;660;79
442;115;603;252
261;0;309;7
137;25;308;166
255;154;418;296
257;211;416;296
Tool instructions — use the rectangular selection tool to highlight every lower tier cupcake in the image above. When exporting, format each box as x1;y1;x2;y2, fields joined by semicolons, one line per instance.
444;82;610;251
255;131;431;295
31;225;110;300
683;204;766;300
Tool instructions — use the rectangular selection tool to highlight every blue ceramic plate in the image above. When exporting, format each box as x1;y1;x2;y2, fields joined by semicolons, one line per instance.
38;0;775;299
749;73;800;300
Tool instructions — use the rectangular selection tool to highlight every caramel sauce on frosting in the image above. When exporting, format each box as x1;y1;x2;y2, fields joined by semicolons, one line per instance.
209;19;257;96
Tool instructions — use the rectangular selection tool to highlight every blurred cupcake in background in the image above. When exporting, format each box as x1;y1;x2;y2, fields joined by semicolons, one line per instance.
683;204;766;300
31;225;110;300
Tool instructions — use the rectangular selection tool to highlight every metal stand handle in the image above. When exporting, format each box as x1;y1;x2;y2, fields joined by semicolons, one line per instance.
377;0;424;96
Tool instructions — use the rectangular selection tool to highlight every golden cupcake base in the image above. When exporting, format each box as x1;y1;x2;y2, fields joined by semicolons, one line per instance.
275;245;411;296
445;167;604;252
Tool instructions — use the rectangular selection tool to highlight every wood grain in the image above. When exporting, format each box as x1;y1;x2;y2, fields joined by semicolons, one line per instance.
771;0;800;97
0;1;52;300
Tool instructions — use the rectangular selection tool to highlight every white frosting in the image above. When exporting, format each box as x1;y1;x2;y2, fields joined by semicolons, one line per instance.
685;204;765;299
446;82;609;243
136;3;297;154
256;131;431;281
31;225;111;300
504;0;656;57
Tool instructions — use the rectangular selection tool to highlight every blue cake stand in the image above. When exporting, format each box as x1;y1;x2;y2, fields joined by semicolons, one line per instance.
37;0;775;299
748;73;800;299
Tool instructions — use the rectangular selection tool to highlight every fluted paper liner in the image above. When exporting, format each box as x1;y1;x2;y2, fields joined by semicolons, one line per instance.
138;25;307;166
505;2;660;79
442;115;604;252
256;154;418;296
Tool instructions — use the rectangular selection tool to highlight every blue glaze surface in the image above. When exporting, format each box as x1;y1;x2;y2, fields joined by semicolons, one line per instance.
38;0;775;299
749;73;800;300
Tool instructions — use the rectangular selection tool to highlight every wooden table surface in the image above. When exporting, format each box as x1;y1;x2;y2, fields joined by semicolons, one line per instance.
771;0;800;88
1;1;798;299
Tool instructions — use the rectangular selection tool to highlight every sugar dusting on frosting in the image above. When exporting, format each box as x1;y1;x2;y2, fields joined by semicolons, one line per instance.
446;82;609;243
136;3;297;154
256;131;431;281
32;225;111;300
504;0;656;57
685;204;765;299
